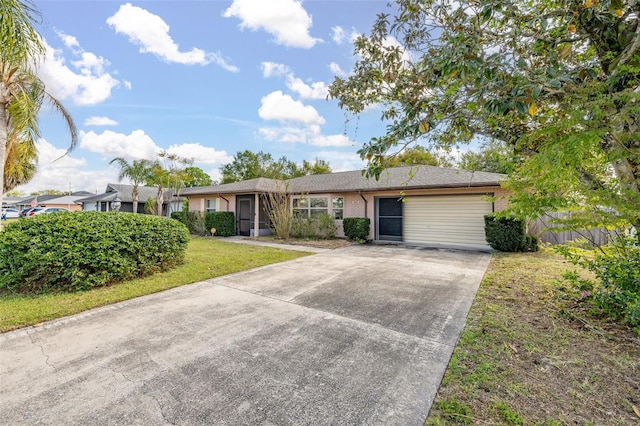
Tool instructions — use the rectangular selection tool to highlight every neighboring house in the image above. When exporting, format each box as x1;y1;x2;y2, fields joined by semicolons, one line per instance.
75;184;178;216
36;192;94;212
182;165;510;251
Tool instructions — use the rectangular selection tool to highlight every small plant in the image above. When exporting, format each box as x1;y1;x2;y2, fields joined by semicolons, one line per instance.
171;210;205;235
204;211;235;237
262;185;293;239
343;217;370;242
433;397;472;425
557;236;640;333
492;401;524;425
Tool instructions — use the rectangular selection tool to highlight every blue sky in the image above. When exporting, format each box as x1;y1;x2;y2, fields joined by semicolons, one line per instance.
21;0;394;194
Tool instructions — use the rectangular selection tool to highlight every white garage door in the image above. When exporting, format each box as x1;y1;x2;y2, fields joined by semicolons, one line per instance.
404;195;493;248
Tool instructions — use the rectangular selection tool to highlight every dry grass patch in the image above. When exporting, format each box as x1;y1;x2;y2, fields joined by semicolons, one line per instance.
427;250;640;425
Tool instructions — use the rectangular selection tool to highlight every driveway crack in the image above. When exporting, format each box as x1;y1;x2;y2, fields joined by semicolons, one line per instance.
27;330;55;370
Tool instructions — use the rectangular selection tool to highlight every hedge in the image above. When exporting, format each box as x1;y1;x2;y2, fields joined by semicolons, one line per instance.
484;214;538;252
343;217;370;242
204;211;235;237
0;211;190;294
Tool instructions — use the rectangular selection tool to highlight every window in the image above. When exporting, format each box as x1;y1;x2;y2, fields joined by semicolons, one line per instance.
333;197;344;220
206;199;217;213
293;196;343;219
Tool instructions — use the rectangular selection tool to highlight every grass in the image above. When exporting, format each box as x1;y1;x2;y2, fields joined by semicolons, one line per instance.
0;237;311;333
426;249;640;425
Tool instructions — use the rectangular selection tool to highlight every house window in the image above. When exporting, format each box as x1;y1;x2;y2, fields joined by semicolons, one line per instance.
333;197;344;220
206;199;217;213
293;197;328;217
293;196;343;219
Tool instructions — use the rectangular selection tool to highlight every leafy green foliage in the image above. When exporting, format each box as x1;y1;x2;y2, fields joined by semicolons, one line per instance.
204;211;235;237
558;236;640;332
484;215;538;252
328;0;640;234
342;217;370;242
171;210;206;235
221;150;331;183
290;213;337;240
458;140;518;174
383;145;445;167
181;166;212;187
0;211;189;294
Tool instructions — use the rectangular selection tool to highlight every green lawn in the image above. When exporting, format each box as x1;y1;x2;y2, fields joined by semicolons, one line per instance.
426;250;640;425
0;237;311;333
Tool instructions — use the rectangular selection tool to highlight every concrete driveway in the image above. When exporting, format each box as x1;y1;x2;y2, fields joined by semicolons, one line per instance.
0;244;491;425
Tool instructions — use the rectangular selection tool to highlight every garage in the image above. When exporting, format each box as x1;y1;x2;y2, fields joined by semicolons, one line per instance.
403;195;494;249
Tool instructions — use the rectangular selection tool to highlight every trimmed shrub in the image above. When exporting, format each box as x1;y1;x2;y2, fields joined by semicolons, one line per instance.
484;215;528;252
205;211;235;237
290;213;337;240
343;217;370;242
0;211;190;294
171;210;206;235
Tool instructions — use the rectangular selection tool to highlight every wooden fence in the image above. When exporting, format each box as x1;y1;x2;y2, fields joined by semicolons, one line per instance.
527;212;620;247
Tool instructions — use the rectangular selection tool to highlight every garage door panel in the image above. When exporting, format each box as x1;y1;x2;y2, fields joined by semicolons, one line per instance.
403;195;492;248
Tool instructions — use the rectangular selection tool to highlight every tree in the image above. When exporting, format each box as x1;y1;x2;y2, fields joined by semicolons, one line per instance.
147;151;192;216
181;166;212;187
109;157;154;214
458;140;518;175
0;0;77;226
30;189;65;196
221;150;332;183
383;146;442;167
329;0;640;234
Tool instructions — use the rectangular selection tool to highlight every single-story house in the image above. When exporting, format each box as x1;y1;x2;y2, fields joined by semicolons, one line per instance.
182;165;509;250
75;184;180;215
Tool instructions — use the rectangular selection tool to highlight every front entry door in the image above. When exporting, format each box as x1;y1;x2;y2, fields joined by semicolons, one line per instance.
376;197;403;241
238;198;252;236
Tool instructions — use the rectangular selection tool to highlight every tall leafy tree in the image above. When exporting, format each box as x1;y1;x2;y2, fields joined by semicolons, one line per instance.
181;166;213;187
458;140;518;175
221;150;332;183
109;157;154;213
0;0;77;222
147;151;192;216
329;0;640;233
383;146;444;167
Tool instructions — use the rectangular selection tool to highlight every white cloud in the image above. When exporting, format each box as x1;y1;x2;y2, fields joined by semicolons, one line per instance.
57;31;79;49
123;81;132;90
165;143;232;165
107;3;238;71
285;75;328;99
15;139;115;194
329;62;347;77
84;116;118;126
261;61;291;78
258;124;353;147
80;129;161;160
223;0;321;49
38;38;120;106
314;150;365;172
331;26;345;44
258;90;325;125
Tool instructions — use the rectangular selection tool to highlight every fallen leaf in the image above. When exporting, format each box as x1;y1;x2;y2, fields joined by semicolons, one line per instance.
528;102;538;116
633;405;640;418
508;343;519;353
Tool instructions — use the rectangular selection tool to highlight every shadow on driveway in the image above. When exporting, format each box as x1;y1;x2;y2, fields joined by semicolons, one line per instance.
0;245;491;425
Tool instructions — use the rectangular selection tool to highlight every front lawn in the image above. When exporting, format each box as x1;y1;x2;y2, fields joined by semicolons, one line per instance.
427;250;640;425
0;237;311;333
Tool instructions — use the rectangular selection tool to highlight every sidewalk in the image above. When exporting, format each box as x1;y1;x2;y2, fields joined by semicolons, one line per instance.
222;235;330;253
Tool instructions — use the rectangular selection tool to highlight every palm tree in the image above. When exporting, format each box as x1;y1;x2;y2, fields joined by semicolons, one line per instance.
109;157;153;213
0;0;77;222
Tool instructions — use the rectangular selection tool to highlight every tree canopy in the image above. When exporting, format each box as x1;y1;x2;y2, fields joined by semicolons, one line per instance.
458;140;518;175
181;166;213;187
329;0;640;232
221;150;332;183
383;145;446;167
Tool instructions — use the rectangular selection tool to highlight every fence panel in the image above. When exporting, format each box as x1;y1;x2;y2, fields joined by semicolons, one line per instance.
528;212;617;246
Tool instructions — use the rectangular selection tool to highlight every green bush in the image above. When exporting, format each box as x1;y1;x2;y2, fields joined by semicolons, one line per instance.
558;236;640;332
171;210;205;235
290;213;337;240
204;211;235;237
0;211;190;294
484;215;538;252
343;217;370;242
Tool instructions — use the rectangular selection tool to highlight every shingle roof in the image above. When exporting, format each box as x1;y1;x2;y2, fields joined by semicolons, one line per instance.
75;184;174;204
181;166;505;196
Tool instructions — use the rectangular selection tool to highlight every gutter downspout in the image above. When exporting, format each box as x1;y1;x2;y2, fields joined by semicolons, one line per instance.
220;195;230;211
358;192;368;218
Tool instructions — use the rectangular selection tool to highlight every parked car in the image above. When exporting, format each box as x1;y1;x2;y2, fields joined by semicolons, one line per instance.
28;207;71;216
19;207;38;217
1;208;20;219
